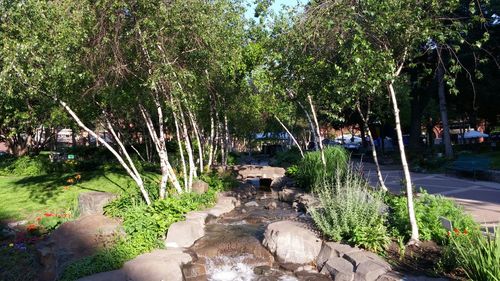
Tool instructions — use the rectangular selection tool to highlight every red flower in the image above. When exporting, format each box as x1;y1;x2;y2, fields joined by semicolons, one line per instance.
27;224;37;232
463;229;468;235
44;213;55;217
453;228;460;235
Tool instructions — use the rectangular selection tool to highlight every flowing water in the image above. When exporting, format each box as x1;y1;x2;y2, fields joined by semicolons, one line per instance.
182;177;331;281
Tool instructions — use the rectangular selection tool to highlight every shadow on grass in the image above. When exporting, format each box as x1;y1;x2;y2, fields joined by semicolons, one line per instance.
11;169;130;205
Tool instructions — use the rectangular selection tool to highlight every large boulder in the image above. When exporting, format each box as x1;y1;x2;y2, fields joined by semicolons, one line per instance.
192;180;209;194
76;270;126;281
235;165;286;180
37;215;122;281
123;249;192;281
78;192;117;216
262;221;322;265
164;219;205;248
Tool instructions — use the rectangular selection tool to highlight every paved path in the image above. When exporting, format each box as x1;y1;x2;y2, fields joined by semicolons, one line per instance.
362;163;500;228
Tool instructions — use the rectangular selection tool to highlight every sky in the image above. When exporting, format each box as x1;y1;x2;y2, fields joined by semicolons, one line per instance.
244;0;305;20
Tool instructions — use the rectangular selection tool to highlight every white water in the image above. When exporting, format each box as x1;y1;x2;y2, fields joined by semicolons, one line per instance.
206;255;298;281
206;255;256;281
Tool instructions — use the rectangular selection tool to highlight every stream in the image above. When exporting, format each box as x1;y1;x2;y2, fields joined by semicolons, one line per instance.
182;177;332;281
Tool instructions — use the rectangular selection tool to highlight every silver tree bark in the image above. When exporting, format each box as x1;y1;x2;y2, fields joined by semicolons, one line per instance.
59;100;151;205
388;82;419;243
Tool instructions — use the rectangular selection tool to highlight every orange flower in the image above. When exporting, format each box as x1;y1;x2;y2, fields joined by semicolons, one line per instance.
63;186;70;190
27;224;37;232
75;174;81;180
36;217;41;222
66;178;75;184
447;231;451;237
453;228;460;235
44;213;54;217
463;229;468;235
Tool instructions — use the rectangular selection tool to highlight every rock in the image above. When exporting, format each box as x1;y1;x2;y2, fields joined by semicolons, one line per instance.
37;215;122;281
376;272;404;281
263;220;322;265
265;202;277;210
316;242;361;271
245;201;259;207
355;260;390;281
278;188;300;203
270;176;295;190
343;251;390;271
123;249;192;281
295;193;319;213
183;261;208;281
295;271;332;281
7;220;27;228
322;257;354;281
241;208;247;213
78;192;117;216
207;195;239;217
192;180;209;194
165;220;205;248
236;165;286;180
76;270;126;281
185;211;211;224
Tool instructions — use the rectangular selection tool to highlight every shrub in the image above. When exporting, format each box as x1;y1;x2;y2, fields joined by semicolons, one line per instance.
296;146;348;190
446;227;500;281
285;165;298;177
271;147;303;167
309;167;389;252
385;190;478;244
4;156;47;176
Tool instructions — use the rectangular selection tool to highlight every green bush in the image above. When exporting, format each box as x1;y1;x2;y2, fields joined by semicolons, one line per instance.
446;227;500;281
385;190;478;244
309;167;389;252
3;155;47;176
285;165;298;177
271;147;303;167
296;146;348;190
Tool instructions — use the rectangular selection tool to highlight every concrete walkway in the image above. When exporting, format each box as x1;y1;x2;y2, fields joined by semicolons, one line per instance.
362;163;500;228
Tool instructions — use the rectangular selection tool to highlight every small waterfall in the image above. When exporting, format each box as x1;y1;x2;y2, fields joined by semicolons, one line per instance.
205;255;299;281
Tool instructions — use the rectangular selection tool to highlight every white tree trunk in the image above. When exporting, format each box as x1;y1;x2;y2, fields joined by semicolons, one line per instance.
297;100;317;150
208;98;216;167
275;116;304;157
388;82;419;243
223;113;230;166
179;108;196;191
187;107;204;173
172;109;188;191
139;105;183;195
59;100;151;205
308;95;326;166
366;126;387;191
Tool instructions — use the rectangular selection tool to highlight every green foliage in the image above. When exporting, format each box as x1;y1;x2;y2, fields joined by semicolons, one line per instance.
1;156;47;176
310;167;389;252
296;146;348;190
38;215;70;232
349;224;391;253
271;147;302;167
445;227;500;281
285;165;298;177
385;190;478;244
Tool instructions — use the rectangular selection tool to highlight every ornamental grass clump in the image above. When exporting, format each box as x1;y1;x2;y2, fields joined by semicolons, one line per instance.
296;146;349;190
309;166;389;252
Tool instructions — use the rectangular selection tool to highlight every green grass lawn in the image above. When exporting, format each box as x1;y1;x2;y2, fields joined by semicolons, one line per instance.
0;170;139;221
